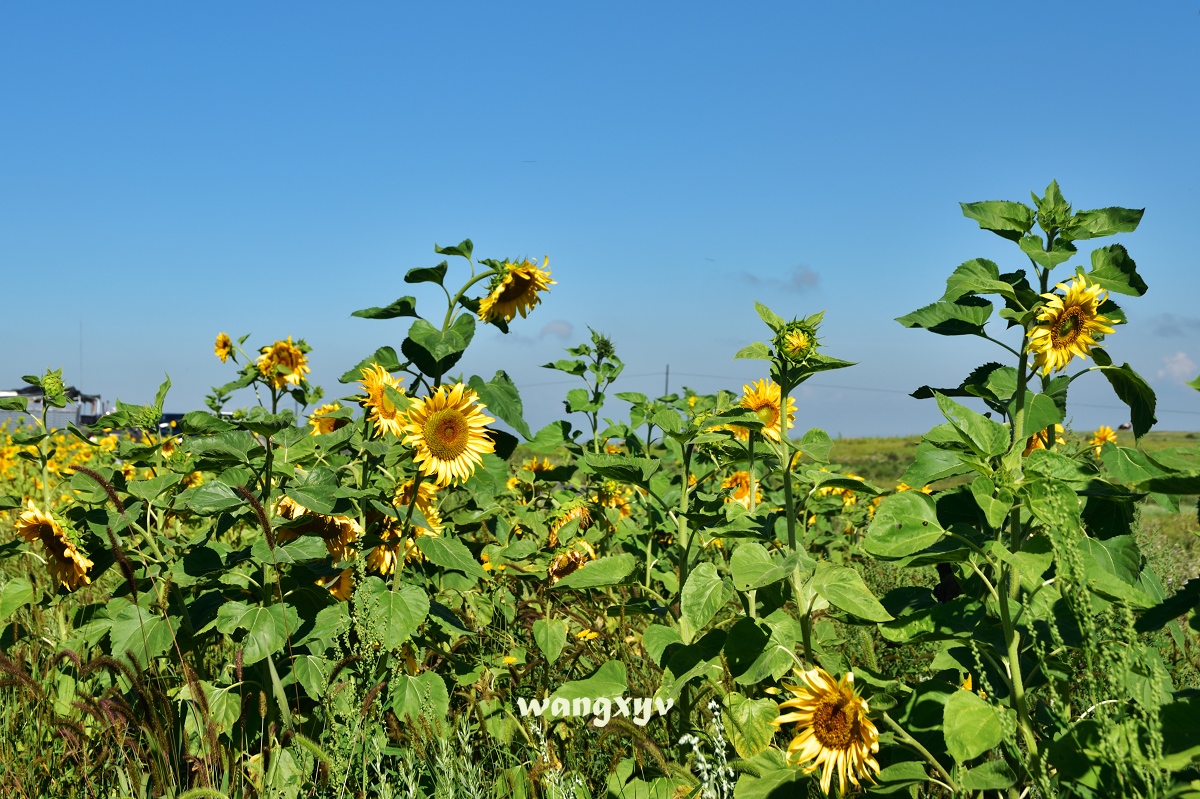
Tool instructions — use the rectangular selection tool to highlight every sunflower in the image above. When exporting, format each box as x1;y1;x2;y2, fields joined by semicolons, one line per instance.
214;332;233;363
733;379;797;443
357;364;406;438
256;336;310;390
308;402;350;436
1024;423;1066;456
1027;275;1116;375
16;501;94;591
548;540;596;584
722;470;761;510
772;667;881;795
477;257;555;324
402;384;495;486
317;568;354;602
777;320;819;363
366;481;442;576
548;502;593;548
273;495;361;561
1091;425;1119;456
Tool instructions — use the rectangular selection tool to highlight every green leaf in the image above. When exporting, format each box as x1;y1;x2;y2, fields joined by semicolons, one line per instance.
351;296;419;320
899;442;971;487
970;476;1012;530
251;535;329;564
679;562;730;643
723;692;777;759
896;296;992;336
959;760;1017;791
215;601;295;665
552;554;637;589
729;747;807;799
108;599;178;667
1137;578;1200;633
186;430;261;464
1098;363;1157;438
1063;206;1144;240
810;564;892;621
1087;244;1147;297
285;467;341;515
0;396;28;412
935;393;1009;458
642;624;683;666
235;407;296;436
391;671;450;723
730;543;811;591
1023;392;1064;439
941;258;1015;302
754;302;786;332
960;199;1035;241
1187;373;1200;392
797;428;833;462
532;618;569;665
1019;234;1077;270
651;408;683;434
339;346;404;384
582;453;660;487
126;472;184;502
0;578;35;620
550;661;627;705
864;491;947;559
179;411;236;435
182;482;244;515
468;371;531;439
405;261;449;286
416;536;488;579
358;577;429;648
943;689;1002;762
525;420;572;454
734;342;772;361
434;238;474;260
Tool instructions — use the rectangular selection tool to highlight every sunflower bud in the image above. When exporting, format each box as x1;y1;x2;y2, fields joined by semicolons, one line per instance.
774;321;819;364
42;368;68;408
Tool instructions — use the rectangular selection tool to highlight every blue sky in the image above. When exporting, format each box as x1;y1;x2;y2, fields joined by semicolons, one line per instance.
3;2;1199;437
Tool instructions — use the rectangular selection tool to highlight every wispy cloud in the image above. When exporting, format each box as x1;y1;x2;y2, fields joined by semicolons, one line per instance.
540;320;573;340
742;265;819;294
1154;314;1200;337
1158;351;1197;381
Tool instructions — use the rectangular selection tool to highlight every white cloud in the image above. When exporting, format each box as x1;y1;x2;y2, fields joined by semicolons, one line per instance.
539;320;574;340
1158;351;1197;381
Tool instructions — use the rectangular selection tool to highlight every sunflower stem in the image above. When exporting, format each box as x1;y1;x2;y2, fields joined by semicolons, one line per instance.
880;711;957;792
747;436;756;514
443;270;497;331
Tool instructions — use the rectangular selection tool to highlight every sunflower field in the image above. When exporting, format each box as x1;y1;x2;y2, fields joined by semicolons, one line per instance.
3;183;1200;799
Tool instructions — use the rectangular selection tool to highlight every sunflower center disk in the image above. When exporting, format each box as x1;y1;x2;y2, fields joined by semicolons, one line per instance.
498;273;535;302
755;405;777;426
424;408;469;460
1053;308;1083;346
811;698;856;750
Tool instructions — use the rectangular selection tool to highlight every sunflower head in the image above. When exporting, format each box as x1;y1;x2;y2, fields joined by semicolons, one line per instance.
548;539;597;584
1027;275;1116;376
358;364;406;439
1091;425;1119;455
771;667;881;795
214;332;233;363
317;568;355;602
16;501;93;591
722;470;761;510
256;336;310;390
1023;423;1066;456
308;402;350;436
402;384;495;486
548;501;592;548
775;320;819;364
735;379;797;442
477;257;555;324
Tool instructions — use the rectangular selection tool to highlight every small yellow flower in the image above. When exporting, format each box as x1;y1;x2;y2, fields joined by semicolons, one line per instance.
478;257;555;324
575;630;600;641
214;332;233;363
502;656;518;665
1091;425;1119;456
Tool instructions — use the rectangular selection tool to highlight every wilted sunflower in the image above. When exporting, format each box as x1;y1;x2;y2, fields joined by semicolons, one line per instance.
1027;275;1116;375
548;502;592;549
367;481;442;576
16;501;94;591
548;540;596;584
256;336;310;390
477;257;555;324
772;667;880;795
402;384;495;486
734;379;797;443
214;332;233;363
358;364;406;438
308;402;350;436
722;470;761;510
1091;425;1119;455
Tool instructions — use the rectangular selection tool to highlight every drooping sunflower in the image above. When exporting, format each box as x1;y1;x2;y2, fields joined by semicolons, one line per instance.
256;336;310;390
214;332;233;363
1027;275;1116;375
402;384;495;486
367;480;442;576
772;667;881;795
1091;425;1119;456
357;363;406;438
273;495;361;562
734;379;797;443
308;402;350;436
16;501;94;591
722;470;762;510
548;502;592;549
548;540;596;584
477;257;555;324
